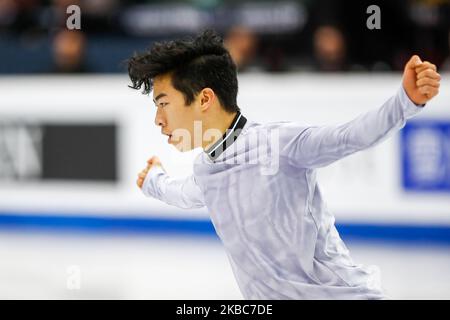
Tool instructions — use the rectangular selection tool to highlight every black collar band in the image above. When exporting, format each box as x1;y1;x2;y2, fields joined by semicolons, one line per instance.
205;111;247;162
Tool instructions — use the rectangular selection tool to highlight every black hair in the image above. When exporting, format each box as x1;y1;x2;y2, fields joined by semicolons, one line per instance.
127;29;239;113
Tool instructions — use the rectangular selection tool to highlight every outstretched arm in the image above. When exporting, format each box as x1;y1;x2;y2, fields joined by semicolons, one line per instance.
137;156;205;209
283;55;441;169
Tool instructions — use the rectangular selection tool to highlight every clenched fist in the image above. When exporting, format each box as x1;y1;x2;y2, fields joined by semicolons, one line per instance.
137;156;163;189
403;55;441;105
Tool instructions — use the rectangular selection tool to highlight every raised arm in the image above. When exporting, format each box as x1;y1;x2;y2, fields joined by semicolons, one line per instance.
282;55;440;169
137;156;205;209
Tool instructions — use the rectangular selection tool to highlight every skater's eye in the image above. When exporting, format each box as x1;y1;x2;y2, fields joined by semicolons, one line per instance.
153;101;168;108
153;92;168;107
156;102;169;108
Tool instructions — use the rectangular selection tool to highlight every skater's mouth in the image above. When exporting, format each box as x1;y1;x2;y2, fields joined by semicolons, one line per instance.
162;132;173;143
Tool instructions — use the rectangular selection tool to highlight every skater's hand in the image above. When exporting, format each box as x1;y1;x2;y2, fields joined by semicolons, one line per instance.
403;55;440;105
137;156;163;189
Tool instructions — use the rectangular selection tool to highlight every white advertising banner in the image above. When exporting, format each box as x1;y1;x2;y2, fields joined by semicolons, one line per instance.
0;74;449;225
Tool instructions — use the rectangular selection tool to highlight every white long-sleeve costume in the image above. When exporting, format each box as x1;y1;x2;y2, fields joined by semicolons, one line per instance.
142;86;423;299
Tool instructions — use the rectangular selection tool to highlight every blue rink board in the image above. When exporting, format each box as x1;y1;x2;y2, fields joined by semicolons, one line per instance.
401;120;450;192
0;211;449;245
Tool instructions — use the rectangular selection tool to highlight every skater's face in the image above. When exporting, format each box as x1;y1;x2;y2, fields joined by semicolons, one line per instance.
152;73;212;152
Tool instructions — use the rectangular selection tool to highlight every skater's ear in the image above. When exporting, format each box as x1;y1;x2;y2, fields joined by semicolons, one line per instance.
198;87;216;111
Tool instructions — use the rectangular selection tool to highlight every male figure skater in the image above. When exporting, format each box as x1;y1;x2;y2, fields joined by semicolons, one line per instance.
128;30;441;299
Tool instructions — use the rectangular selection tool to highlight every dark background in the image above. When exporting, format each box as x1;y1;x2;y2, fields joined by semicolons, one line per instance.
0;0;449;73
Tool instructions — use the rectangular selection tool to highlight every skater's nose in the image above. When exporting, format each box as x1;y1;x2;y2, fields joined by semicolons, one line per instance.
155;107;166;127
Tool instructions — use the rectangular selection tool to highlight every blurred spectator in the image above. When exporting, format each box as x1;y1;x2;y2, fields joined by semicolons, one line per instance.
51;30;90;73
405;0;449;70
0;0;41;35
224;26;258;71
441;30;450;71
0;0;17;33
80;0;120;34
312;25;348;72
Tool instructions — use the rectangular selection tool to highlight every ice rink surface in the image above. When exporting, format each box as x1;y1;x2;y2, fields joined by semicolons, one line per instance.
1;230;449;300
